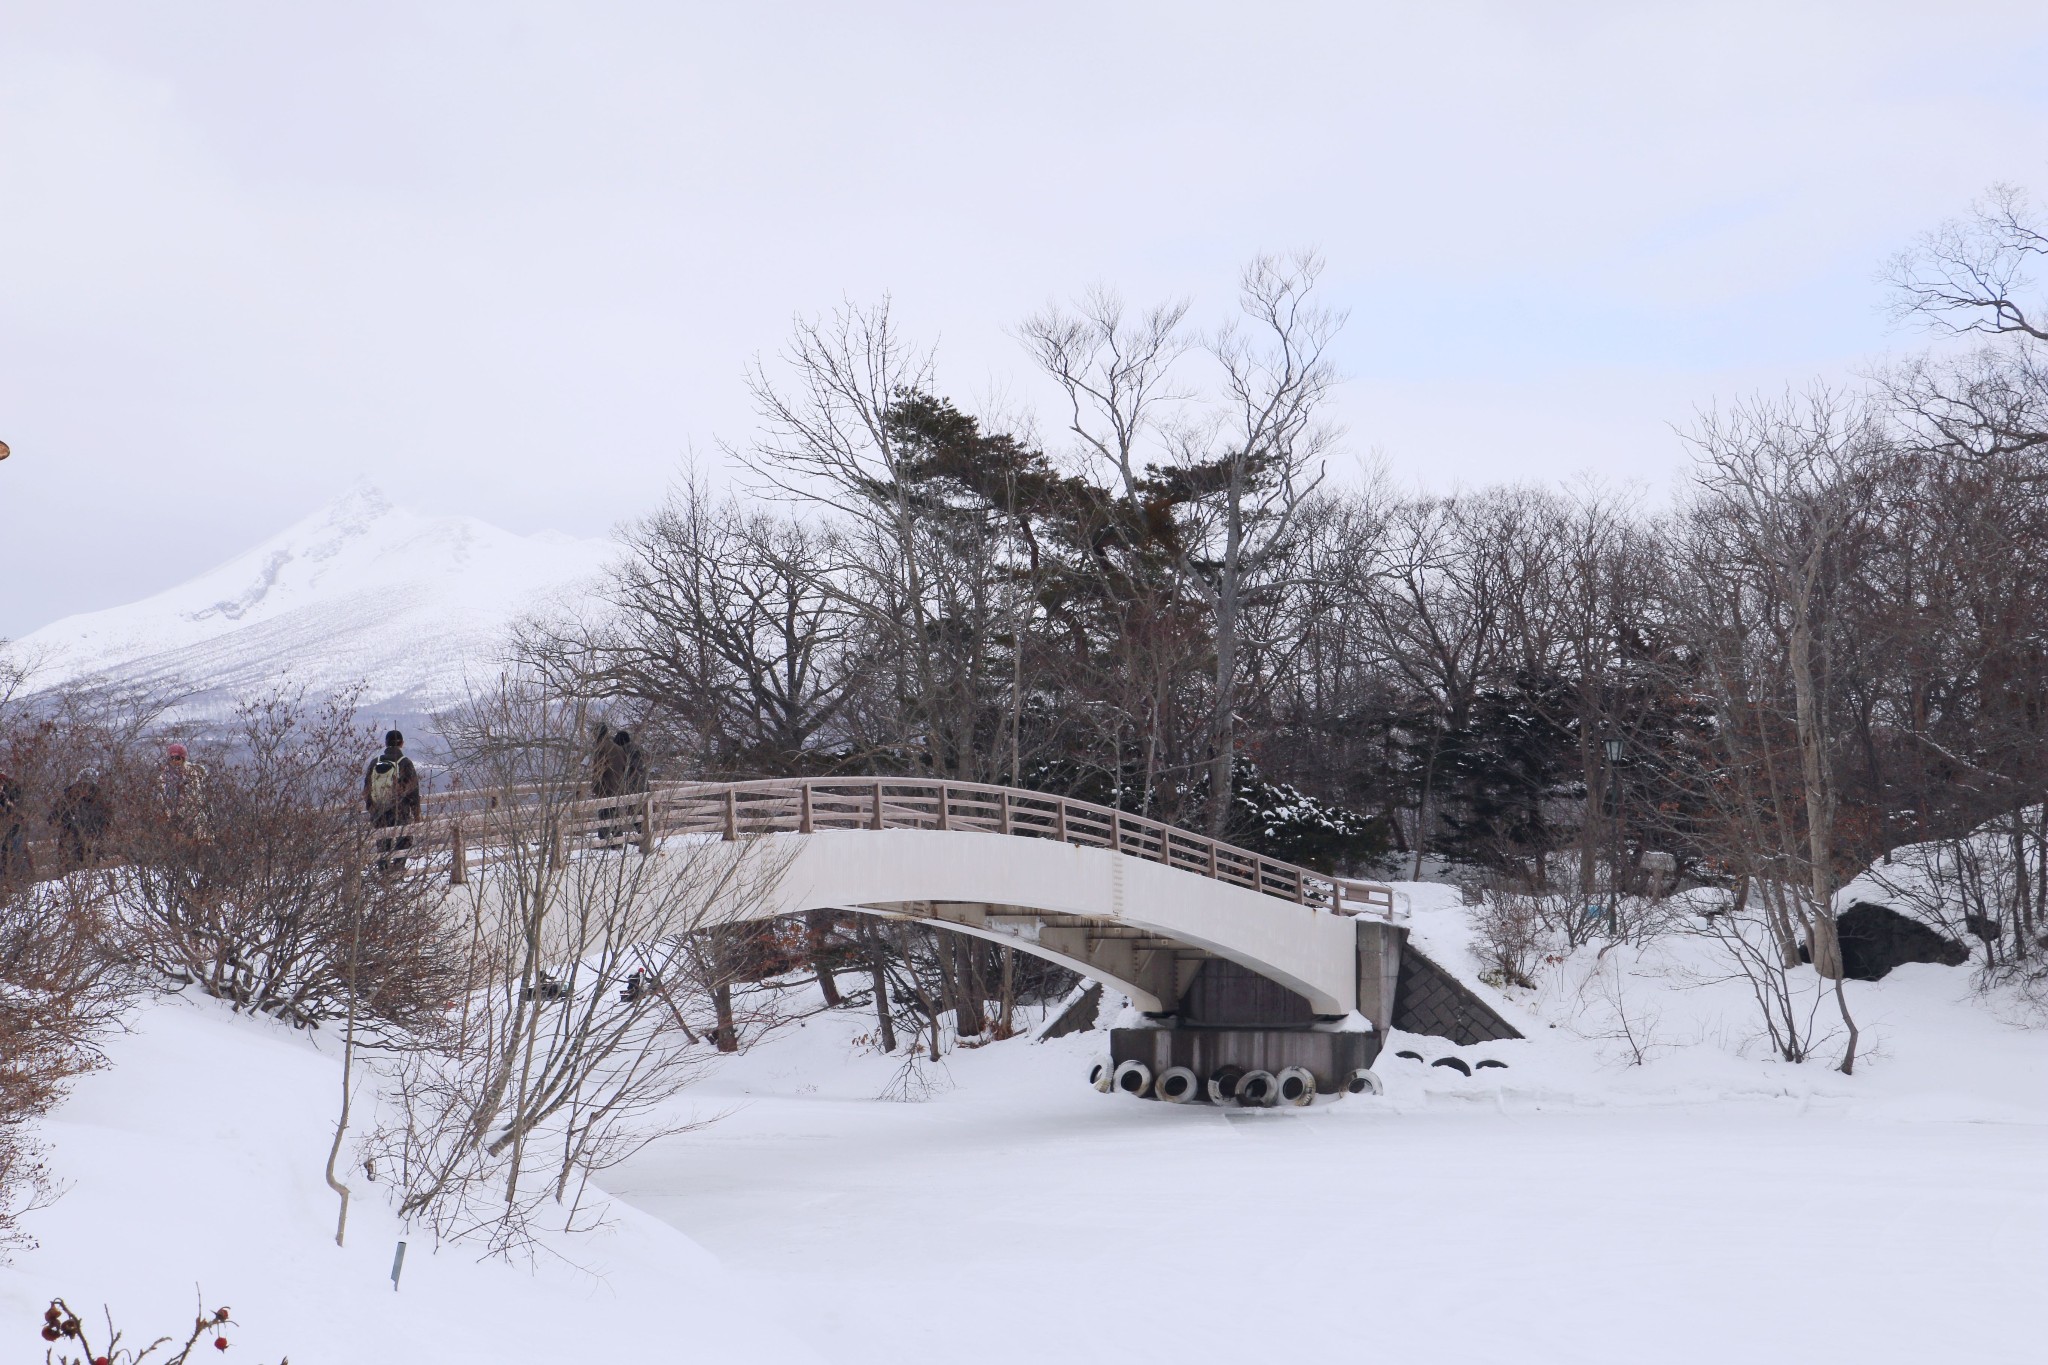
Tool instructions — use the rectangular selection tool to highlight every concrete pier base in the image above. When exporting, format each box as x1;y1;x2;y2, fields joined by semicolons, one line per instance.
1109;1026;1383;1096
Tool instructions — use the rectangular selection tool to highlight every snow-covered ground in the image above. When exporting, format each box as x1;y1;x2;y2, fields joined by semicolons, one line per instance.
5;883;2042;1363
12;483;611;727
0;997;820;1363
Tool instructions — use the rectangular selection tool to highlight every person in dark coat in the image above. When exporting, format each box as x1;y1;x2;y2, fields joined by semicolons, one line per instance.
592;725;631;844
0;768;29;885
619;730;649;796
49;769;112;870
364;729;422;870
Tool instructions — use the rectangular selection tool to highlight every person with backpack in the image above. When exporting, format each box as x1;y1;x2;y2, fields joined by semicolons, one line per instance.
364;729;421;870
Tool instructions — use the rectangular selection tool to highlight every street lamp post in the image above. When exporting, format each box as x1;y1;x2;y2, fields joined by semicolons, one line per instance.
1604;737;1625;935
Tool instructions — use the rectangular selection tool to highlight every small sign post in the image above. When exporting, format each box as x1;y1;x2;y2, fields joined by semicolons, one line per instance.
391;1239;407;1292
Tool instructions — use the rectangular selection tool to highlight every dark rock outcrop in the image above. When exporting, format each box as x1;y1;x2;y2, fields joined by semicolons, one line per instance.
1837;902;1969;981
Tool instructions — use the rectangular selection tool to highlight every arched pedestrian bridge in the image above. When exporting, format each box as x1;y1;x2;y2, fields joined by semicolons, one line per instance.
398;779;1514;1097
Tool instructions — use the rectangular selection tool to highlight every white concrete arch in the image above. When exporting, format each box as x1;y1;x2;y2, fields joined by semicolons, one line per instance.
694;829;1366;1015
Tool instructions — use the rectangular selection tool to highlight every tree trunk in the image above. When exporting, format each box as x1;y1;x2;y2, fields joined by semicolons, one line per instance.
1831;971;1860;1076
1788;606;1842;981
866;925;896;1053
712;982;738;1053
1205;484;1244;840
806;909;842;1007
950;933;984;1036
1578;736;1600;899
997;946;1016;1038
2008;807;2032;963
1806;913;1844;981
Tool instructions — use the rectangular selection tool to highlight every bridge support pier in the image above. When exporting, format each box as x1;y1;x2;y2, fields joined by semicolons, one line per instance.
1104;915;1405;1100
1355;918;1406;1034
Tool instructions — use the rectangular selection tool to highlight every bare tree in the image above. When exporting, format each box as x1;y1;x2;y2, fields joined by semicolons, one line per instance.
1022;256;1343;836
371;678;791;1252
1018;287;1191;497
1888;183;2048;342
1681;389;1884;1072
1180;253;1343;835
521;477;868;777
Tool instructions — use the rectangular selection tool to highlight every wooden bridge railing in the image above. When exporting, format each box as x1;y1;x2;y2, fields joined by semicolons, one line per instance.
404;777;1398;920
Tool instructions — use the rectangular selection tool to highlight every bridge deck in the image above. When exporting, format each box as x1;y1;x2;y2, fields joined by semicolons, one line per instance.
414;777;1395;919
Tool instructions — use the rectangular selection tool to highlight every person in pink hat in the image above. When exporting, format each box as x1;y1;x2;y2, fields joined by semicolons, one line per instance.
159;741;207;836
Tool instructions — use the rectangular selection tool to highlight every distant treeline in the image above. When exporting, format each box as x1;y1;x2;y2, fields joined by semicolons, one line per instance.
520;213;2048;976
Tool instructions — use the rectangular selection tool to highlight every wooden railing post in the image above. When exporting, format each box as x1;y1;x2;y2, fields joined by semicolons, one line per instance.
1054;799;1067;844
799;782;813;834
1110;809;1121;854
724;788;738;841
1294;868;1307;904
998;790;1011;836
936;782;949;832
1206;839;1218;879
450;821;467;885
639;791;656;854
872;780;885;831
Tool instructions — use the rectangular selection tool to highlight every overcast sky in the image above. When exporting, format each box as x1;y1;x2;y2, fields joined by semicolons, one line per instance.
4;2;2046;637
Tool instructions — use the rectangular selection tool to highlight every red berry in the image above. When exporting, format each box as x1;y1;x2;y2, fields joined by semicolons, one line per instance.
44;1306;60;1324
215;1338;230;1352
215;1308;231;1322
96;1357;112;1365
40;1326;59;1341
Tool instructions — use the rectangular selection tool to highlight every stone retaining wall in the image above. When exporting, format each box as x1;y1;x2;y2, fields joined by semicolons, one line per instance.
1392;943;1523;1044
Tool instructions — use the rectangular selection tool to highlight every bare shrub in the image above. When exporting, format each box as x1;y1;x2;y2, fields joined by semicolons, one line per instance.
120;689;461;1033
1470;889;1546;990
0;691;167;1258
1683;890;1828;1063
1574;952;1668;1067
0;868;136;1258
34;1294;280;1364
367;679;793;1254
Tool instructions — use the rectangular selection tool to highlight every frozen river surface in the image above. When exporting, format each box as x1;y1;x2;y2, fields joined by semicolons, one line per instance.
614;1012;2044;1365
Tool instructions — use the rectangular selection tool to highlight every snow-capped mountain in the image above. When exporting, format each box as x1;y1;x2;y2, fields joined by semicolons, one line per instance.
13;483;614;727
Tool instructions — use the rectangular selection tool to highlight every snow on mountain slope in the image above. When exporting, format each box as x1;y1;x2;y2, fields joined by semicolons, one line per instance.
14;483;613;724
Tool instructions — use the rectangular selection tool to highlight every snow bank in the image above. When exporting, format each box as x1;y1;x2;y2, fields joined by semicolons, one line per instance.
1391;879;2048;1121
1;996;818;1363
